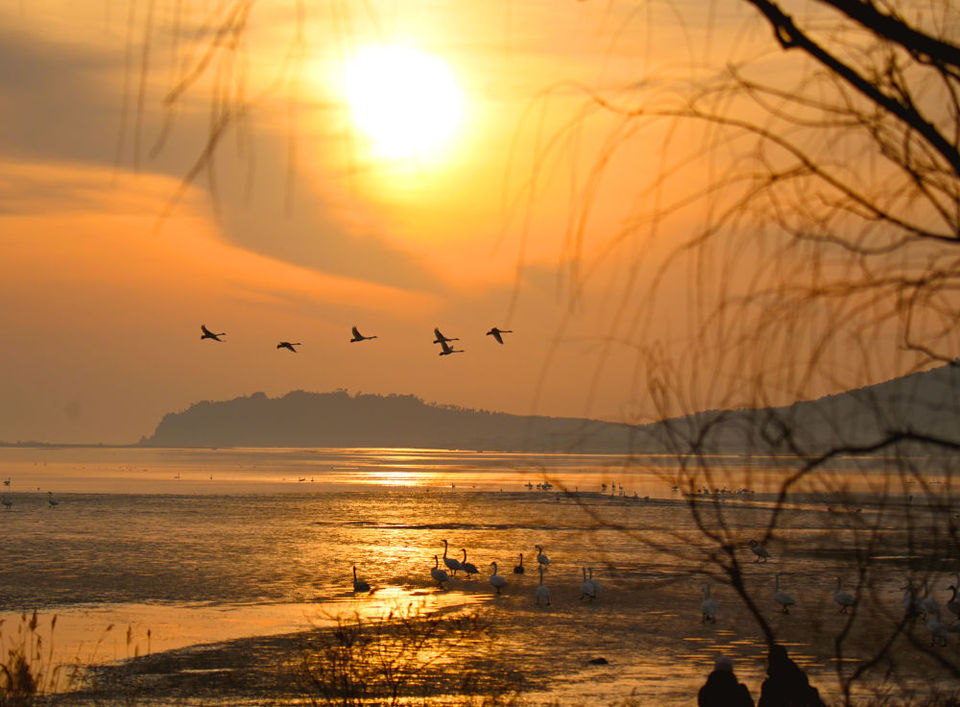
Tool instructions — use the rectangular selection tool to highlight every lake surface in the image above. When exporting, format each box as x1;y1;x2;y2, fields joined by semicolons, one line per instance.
1;446;957;704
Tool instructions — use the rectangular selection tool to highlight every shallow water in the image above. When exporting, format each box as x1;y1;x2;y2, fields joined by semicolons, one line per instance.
1;446;958;704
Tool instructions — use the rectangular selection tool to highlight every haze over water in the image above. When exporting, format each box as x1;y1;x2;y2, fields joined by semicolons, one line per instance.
0;446;954;703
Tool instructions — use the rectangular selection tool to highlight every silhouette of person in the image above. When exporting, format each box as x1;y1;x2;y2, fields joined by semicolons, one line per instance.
757;645;825;707
698;655;754;707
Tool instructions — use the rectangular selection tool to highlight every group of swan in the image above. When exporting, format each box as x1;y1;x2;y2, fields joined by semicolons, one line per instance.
201;324;512;355
423;543;556;604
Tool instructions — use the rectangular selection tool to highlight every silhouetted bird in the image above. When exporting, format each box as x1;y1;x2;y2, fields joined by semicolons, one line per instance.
460;549;479;579
47;491;58;508
774;573;796;614
833;577;856;613
0;497;11;509
749;539;771;562
277;342;301;352
352;566;371;593
350;326;377;342
438;339;463;356
2;477;9;486
698;656;753;707
513;553;525;574
200;324;225;341
433;327;458;344
430;555;450;588
442;539;461;575
701;582;718;623
486;327;513;344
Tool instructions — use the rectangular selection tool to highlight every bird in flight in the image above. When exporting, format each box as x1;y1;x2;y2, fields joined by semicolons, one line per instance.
350;327;377;343
433;328;458;344
277;342;301;352
200;325;225;342
486;327;513;344
438;339;463;356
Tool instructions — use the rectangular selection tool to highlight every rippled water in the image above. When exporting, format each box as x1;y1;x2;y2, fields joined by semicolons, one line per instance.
0;447;957;704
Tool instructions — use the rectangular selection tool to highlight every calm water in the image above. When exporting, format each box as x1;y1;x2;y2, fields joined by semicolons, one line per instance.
0;446;957;704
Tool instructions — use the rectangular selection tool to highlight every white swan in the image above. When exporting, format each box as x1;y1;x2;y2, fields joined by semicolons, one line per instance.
442;539;462;575
774;573;795;614
536;565;551;606
489;562;507;595
535;545;549;567
588;568;602;599
579;568;597;601
749;539;771;562
430;555;450;588
833;577;856;613
352;566;371;593
460;549;479;579
701;582;718;623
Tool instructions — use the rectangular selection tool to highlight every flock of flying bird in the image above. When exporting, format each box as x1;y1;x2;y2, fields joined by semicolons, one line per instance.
200;324;513;355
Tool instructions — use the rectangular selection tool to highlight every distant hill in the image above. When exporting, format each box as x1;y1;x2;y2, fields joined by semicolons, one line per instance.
139;391;642;452
140;365;960;454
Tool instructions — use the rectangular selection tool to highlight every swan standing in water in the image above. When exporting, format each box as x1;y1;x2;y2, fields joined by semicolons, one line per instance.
489;562;507;595
430;555;450;588
460;549;479;579
579;568;597;601
749;539;771;562
513;553;525;575
774;573;796;613
588;568;602;599
946;584;960;623
442;539;461;576
701;582;718;623
47;491;58;508
535;545;549;568
0;497;11;509
536;565;551;606
833;577;856;613
352;566;371;593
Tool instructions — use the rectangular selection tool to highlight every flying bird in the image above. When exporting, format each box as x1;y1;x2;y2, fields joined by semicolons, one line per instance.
486;327;513;344
277;342;301;352
200;324;225;342
433;328;458;344
350;326;377;343
438;339;463;356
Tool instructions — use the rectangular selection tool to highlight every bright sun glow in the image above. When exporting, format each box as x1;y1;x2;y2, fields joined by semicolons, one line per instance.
342;45;465;162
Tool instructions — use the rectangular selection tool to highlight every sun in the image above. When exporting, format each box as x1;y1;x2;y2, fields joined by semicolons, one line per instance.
342;45;465;162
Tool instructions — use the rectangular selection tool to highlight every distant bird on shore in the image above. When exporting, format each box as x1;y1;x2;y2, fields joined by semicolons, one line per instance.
442;539;461;575
580;568;597;601
588;568;602;599
701;582;718;622
535;545;550;567
489;562;507;595
277;342;301;352
438;339;463;356
352;566;371;593
350;326;377;343
460;549;479;579
433;328;458;344
749;539;771;562
200;324;225;342
774;573;795;613
486;327;512;344
0;497;11;509
431;555;450;588
513;553;525;575
47;491;58;508
833;577;856;613
536;565;550;606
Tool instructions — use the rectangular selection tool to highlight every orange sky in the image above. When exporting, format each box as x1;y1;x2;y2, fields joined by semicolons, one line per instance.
0;1;933;443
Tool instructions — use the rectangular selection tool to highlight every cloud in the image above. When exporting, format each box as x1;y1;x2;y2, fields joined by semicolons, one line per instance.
0;18;437;292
